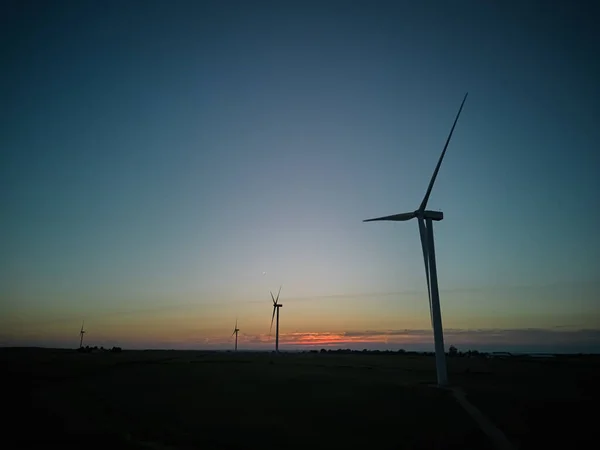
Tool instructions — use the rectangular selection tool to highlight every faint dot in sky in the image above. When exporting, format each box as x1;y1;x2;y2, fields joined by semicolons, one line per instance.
262;272;267;276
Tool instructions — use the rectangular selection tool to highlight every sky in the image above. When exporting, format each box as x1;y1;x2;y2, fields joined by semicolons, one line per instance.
1;0;599;353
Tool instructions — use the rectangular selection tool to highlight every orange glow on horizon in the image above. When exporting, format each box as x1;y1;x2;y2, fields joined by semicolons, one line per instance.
280;331;426;347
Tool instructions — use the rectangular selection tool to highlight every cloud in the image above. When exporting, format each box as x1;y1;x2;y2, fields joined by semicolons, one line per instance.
343;329;431;337
6;326;599;352
338;327;600;350
227;327;600;351
6;279;598;330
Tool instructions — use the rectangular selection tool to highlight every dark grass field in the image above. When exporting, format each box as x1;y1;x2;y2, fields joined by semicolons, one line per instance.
3;348;598;449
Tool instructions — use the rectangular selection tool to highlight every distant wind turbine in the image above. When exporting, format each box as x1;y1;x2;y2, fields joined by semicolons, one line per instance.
79;320;86;348
269;286;283;353
363;93;468;387
231;319;240;351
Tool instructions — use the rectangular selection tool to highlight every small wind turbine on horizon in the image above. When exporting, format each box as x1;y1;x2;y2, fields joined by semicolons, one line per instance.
79;320;86;348
363;92;469;387
231;319;240;351
269;286;283;353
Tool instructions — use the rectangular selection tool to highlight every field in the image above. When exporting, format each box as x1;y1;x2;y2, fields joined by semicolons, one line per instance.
4;348;598;449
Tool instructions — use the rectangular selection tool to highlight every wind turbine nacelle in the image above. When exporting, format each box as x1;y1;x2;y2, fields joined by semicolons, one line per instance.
423;210;444;221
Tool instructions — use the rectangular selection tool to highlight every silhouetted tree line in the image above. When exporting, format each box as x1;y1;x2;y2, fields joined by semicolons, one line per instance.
77;345;122;353
304;346;490;358
307;349;420;355
448;346;490;358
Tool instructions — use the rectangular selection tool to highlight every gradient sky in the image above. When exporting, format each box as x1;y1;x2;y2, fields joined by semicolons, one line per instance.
2;0;599;352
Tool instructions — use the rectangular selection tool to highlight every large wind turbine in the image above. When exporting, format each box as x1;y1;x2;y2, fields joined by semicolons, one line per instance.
363;93;468;387
231;319;240;351
269;286;283;353
79;321;86;348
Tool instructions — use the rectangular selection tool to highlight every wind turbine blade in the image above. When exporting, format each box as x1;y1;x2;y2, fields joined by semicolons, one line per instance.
363;212;416;222
419;92;468;212
418;219;434;327
231;330;236;337
270;291;276;305
81;321;84;332
276;285;282;303
270;306;276;333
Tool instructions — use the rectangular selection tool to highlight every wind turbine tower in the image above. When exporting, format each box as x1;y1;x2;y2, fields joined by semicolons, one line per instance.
79;321;86;348
231;319;240;351
269;286;283;353
364;93;468;387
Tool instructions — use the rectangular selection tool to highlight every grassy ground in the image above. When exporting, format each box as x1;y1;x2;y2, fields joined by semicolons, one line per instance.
4;348;597;449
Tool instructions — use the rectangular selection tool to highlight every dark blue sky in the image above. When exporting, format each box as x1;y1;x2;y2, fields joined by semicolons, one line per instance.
2;0;599;351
